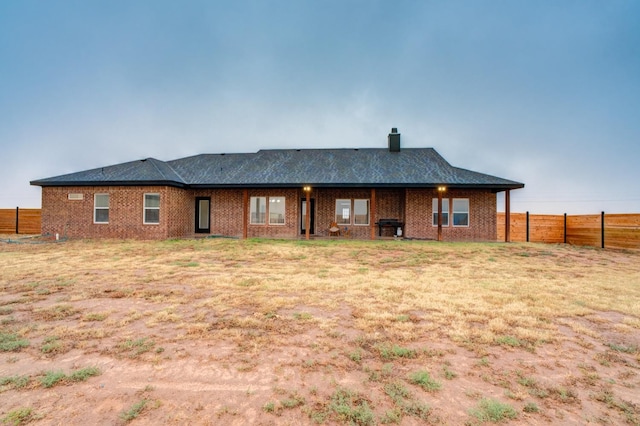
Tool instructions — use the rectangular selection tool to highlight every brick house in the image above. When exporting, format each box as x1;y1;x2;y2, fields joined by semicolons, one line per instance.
31;129;524;240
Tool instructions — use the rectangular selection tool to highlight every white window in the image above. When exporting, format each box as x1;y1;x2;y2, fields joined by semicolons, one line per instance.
432;198;449;227
335;199;370;225
354;199;370;225
144;193;160;224
335;199;351;225
250;197;267;224
452;198;469;227
269;196;285;225
94;194;109;224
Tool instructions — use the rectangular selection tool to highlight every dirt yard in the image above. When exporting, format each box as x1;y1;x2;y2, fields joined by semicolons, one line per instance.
1;236;639;425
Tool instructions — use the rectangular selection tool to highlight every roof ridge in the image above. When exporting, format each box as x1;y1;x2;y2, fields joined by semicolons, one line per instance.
146;157;187;184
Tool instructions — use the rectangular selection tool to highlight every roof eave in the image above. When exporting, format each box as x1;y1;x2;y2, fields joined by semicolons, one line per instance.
30;180;188;189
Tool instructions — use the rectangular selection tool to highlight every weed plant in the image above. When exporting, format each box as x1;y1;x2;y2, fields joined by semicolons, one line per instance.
0;333;29;352
469;398;518;422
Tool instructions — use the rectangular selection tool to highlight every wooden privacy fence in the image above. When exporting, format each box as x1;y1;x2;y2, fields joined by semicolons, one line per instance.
498;212;640;250
0;208;41;234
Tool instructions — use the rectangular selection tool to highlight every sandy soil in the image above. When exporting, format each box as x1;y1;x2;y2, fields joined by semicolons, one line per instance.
2;309;639;425
0;238;639;425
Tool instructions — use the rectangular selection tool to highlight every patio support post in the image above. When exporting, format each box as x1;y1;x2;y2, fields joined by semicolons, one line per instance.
370;188;376;240
437;186;446;241
242;189;248;239
305;187;311;240
505;189;511;242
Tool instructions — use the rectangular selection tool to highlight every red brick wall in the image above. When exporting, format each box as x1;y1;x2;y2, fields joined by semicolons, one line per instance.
41;186;497;241
246;189;299;238
314;188;374;239
405;188;497;241
41;186;181;239
195;189;244;238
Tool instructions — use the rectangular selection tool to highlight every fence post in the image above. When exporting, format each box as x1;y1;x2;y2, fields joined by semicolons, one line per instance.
601;211;605;249
526;211;529;242
563;213;567;244
15;207;19;234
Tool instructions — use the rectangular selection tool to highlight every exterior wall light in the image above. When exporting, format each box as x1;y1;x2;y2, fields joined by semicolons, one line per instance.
303;186;312;240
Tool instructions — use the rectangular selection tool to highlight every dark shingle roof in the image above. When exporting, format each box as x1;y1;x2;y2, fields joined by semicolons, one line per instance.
31;148;524;190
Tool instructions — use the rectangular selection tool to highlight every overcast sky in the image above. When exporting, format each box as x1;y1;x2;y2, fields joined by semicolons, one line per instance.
1;1;639;214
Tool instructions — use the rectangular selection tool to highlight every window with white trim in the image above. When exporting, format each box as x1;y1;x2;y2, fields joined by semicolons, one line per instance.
144;193;160;224
250;196;286;225
250;197;266;224
432;198;449;226
452;198;469;226
335;199;351;225
94;194;109;224
335;199;370;225
268;196;285;225
354;199;370;225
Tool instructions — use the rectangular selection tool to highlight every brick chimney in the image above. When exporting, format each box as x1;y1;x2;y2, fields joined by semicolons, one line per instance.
388;128;400;152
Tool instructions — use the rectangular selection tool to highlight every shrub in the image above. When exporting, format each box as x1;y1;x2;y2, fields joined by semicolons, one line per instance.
409;370;442;392
469;398;518;422
0;333;29;352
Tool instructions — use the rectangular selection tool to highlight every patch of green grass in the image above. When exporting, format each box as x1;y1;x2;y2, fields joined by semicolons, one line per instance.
41;336;62;354
523;402;540;413
118;337;155;358
318;387;375;426
443;365;457;380
293;312;313;321
0;375;30;390
0;333;29;352
395;314;410;322
37;366;101;388
0;306;14;315
173;261;199;267
348;349;363;363
380;408;402;424
477;356;490;367
401;400;431;421
516;373;536;388
469;398;518;422
378;344;417;360
384;381;411;404
262;402;275;413
528;387;549;399
496;335;522;347
280;393;305;409
383;381;432;422
120;399;147;422
40;370;66;388
35;304;77;320
1;407;33;425
0;316;16;326
593;390;638;424
409;370;442;392
606;343;637;354
69;366;101;382
83;312;108;321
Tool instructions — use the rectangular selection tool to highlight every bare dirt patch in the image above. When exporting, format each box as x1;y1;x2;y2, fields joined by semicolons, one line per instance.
1;238;639;425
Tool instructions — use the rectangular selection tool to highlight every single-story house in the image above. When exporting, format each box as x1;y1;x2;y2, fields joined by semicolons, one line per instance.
31;129;524;241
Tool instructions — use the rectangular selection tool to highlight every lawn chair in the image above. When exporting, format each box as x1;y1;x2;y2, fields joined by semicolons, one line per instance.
329;222;341;237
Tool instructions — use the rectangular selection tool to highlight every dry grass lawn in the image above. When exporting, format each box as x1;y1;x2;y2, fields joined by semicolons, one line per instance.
1;236;639;425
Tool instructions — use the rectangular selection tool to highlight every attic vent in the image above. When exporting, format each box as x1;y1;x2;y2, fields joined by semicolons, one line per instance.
68;193;84;201
388;128;400;152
